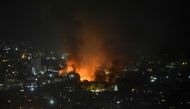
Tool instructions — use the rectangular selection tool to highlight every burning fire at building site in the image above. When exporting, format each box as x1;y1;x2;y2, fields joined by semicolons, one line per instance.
58;12;127;83
59;56;124;83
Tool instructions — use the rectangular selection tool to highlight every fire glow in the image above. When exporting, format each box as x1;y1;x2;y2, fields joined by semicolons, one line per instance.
59;14;116;81
59;56;108;81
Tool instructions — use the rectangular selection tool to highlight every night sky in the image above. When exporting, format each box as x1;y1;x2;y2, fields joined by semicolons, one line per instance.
0;0;188;54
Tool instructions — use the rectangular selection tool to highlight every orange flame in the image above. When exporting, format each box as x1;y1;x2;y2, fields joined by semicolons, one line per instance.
58;53;111;81
61;59;99;81
60;14;114;81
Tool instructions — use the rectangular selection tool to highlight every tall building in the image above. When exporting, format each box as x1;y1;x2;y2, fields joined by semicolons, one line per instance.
31;56;41;75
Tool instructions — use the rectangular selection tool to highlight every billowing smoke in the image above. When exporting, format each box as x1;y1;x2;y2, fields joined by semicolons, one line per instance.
75;17;109;81
61;10;126;81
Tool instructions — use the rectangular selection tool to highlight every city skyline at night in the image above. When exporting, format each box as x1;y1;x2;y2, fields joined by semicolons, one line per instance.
0;0;189;109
